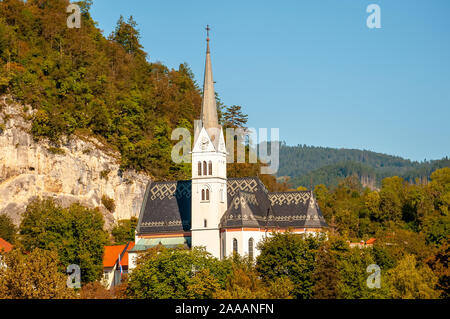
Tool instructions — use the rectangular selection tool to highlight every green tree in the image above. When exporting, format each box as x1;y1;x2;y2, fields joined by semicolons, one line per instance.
422;214;450;247
256;232;322;299
214;256;294;299
19;198;108;284
312;242;341;299
80;281;114;299
0;248;76;299
112;15;144;55
222;105;248;129
378;176;406;222
337;248;389;299
111;217;138;244
187;268;221;299
426;238;449;298
429;167;450;216
126;246;231;299
365;191;381;221
0;213;17;244
387;254;440;299
375;227;434;265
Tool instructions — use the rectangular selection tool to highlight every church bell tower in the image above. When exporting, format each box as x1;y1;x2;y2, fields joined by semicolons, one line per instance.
191;26;227;259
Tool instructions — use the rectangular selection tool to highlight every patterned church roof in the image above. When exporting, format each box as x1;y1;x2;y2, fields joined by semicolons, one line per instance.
136;177;327;234
137;180;191;234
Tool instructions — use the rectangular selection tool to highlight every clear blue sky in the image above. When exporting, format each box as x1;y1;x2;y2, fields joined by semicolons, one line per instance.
90;0;450;162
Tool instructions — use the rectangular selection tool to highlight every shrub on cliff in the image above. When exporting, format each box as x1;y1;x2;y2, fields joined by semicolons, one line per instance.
101;195;116;213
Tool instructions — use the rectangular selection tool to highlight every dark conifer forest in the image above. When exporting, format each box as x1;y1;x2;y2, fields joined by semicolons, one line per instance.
278;143;450;188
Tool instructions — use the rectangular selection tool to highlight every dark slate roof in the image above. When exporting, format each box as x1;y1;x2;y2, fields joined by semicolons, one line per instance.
137;180;191;234
136;177;327;234
267;191;328;228
220;190;264;228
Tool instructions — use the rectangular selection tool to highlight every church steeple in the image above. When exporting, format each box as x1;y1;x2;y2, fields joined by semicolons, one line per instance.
201;25;219;130
191;26;227;260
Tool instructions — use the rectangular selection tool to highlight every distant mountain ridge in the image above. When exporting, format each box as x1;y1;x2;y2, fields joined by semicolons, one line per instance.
277;143;450;189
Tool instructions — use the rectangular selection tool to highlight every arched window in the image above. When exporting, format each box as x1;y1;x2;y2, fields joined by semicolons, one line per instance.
203;161;207;175
248;238;254;259
201;187;210;202
208;161;212;175
222;236;226;259
233;238;238;254
198;162;202;176
204;219;207;228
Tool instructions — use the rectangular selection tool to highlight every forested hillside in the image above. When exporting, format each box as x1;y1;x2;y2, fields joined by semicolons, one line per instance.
0;0;289;192
0;0;200;180
278;143;450;188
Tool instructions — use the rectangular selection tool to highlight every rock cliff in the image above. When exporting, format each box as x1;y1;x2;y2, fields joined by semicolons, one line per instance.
0;95;151;228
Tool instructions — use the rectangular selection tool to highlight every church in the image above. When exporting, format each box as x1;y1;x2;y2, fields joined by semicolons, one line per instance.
129;30;327;268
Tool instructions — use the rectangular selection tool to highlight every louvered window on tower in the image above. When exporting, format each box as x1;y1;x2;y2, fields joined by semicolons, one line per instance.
203;161;207;175
208;161;212;175
198;162;202;176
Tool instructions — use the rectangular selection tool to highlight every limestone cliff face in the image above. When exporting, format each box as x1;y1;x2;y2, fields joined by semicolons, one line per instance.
0;96;151;228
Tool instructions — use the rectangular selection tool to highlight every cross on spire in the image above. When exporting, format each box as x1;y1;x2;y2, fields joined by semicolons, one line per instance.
206;25;211;40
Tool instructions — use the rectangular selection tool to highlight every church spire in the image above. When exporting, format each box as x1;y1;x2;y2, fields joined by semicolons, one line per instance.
201;25;219;130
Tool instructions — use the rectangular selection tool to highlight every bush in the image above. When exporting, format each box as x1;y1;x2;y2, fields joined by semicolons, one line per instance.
111;217;138;244
0;213;17;243
47;146;65;155
101;195;116;213
0;248;76;299
19;198;109;284
80;282;113;299
127;246;231;299
100;169;111;180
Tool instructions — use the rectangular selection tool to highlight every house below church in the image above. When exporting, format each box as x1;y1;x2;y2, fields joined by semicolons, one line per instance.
102;242;134;289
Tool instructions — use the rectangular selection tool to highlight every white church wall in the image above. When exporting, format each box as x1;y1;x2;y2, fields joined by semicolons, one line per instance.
192;228;221;259
128;251;138;271
191;126;228;260
221;230;266;259
220;229;326;260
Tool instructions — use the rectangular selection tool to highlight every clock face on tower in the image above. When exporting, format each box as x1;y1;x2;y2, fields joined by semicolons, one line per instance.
201;137;209;150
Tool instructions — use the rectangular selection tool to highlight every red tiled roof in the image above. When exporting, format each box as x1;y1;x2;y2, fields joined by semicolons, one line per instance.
103;242;135;268
120;241;135;268
0;238;13;253
366;238;377;245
